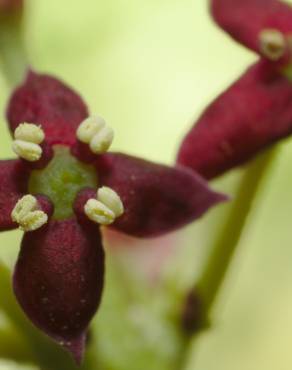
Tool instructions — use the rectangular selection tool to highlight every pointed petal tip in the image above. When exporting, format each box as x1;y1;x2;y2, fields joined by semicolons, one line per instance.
60;333;86;366
212;190;230;205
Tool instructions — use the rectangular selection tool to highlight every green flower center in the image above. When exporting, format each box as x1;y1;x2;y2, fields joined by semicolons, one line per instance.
29;146;98;220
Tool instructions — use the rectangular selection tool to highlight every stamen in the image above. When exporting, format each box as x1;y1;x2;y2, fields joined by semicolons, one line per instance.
97;186;124;217
11;195;48;231
84;187;124;225
11;195;37;222
84;199;115;225
76;116;114;154
19;211;48;232
13;123;45;162
89;126;114;154
76;116;106;144
259;29;286;61
12;140;42;162
14;123;45;144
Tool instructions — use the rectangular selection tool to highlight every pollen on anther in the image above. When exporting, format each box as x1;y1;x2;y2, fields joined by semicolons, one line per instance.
12;123;45;162
14;123;45;144
97;187;124;217
77;115;114;154
11;195;48;232
76;116;106;144
12;140;42;162
84;186;124;225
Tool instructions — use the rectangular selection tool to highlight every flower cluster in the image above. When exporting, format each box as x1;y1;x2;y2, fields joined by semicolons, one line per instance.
4;0;292;365
177;0;292;179
0;71;226;363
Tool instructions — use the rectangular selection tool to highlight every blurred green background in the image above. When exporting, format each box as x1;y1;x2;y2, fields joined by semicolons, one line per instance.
1;0;292;369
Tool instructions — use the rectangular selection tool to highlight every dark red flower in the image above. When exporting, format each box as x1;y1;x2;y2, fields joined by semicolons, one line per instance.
177;0;292;179
3;71;226;363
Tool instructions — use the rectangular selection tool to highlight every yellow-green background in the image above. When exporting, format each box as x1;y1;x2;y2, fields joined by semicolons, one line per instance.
1;0;292;369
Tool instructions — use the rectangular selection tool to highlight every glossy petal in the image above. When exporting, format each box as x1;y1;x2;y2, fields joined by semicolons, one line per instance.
0;159;30;230
177;61;292;179
74;153;226;238
211;0;292;58
13;219;104;364
7;71;88;146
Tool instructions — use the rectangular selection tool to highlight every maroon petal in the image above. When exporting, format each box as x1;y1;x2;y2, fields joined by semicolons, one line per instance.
177;61;292;179
0;159;30;230
7;71;88;146
13;219;104;364
211;0;292;58
74;153;226;238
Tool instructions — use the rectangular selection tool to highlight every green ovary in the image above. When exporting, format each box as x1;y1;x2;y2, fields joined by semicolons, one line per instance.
29;146;98;220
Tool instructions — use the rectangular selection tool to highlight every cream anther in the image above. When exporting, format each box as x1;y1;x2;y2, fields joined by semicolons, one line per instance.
259;29;286;61
11;195;48;231
84;187;124;225
12;140;42;162
13;123;44;162
84;199;115;225
89;126;114;154
77;115;114;154
97;186;124;217
76;116;106;144
14;123;45;144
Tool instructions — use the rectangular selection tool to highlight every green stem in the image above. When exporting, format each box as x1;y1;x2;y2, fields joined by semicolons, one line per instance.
0;326;34;363
0;15;28;86
179;147;279;369
197;150;275;310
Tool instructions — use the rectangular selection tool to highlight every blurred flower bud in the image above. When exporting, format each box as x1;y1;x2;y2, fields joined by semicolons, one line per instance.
0;0;23;15
181;291;209;335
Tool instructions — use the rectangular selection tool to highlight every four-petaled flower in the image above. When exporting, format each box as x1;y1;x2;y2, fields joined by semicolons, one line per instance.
1;71;226;363
177;0;292;179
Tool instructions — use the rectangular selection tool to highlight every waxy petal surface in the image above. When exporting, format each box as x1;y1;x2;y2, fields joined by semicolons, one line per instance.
13;219;104;364
84;153;226;237
7;72;88;146
177;61;292;179
211;0;292;58
0;159;30;230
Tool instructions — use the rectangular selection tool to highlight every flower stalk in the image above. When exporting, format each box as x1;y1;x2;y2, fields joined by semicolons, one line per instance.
0;13;28;86
178;146;279;369
196;149;277;312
